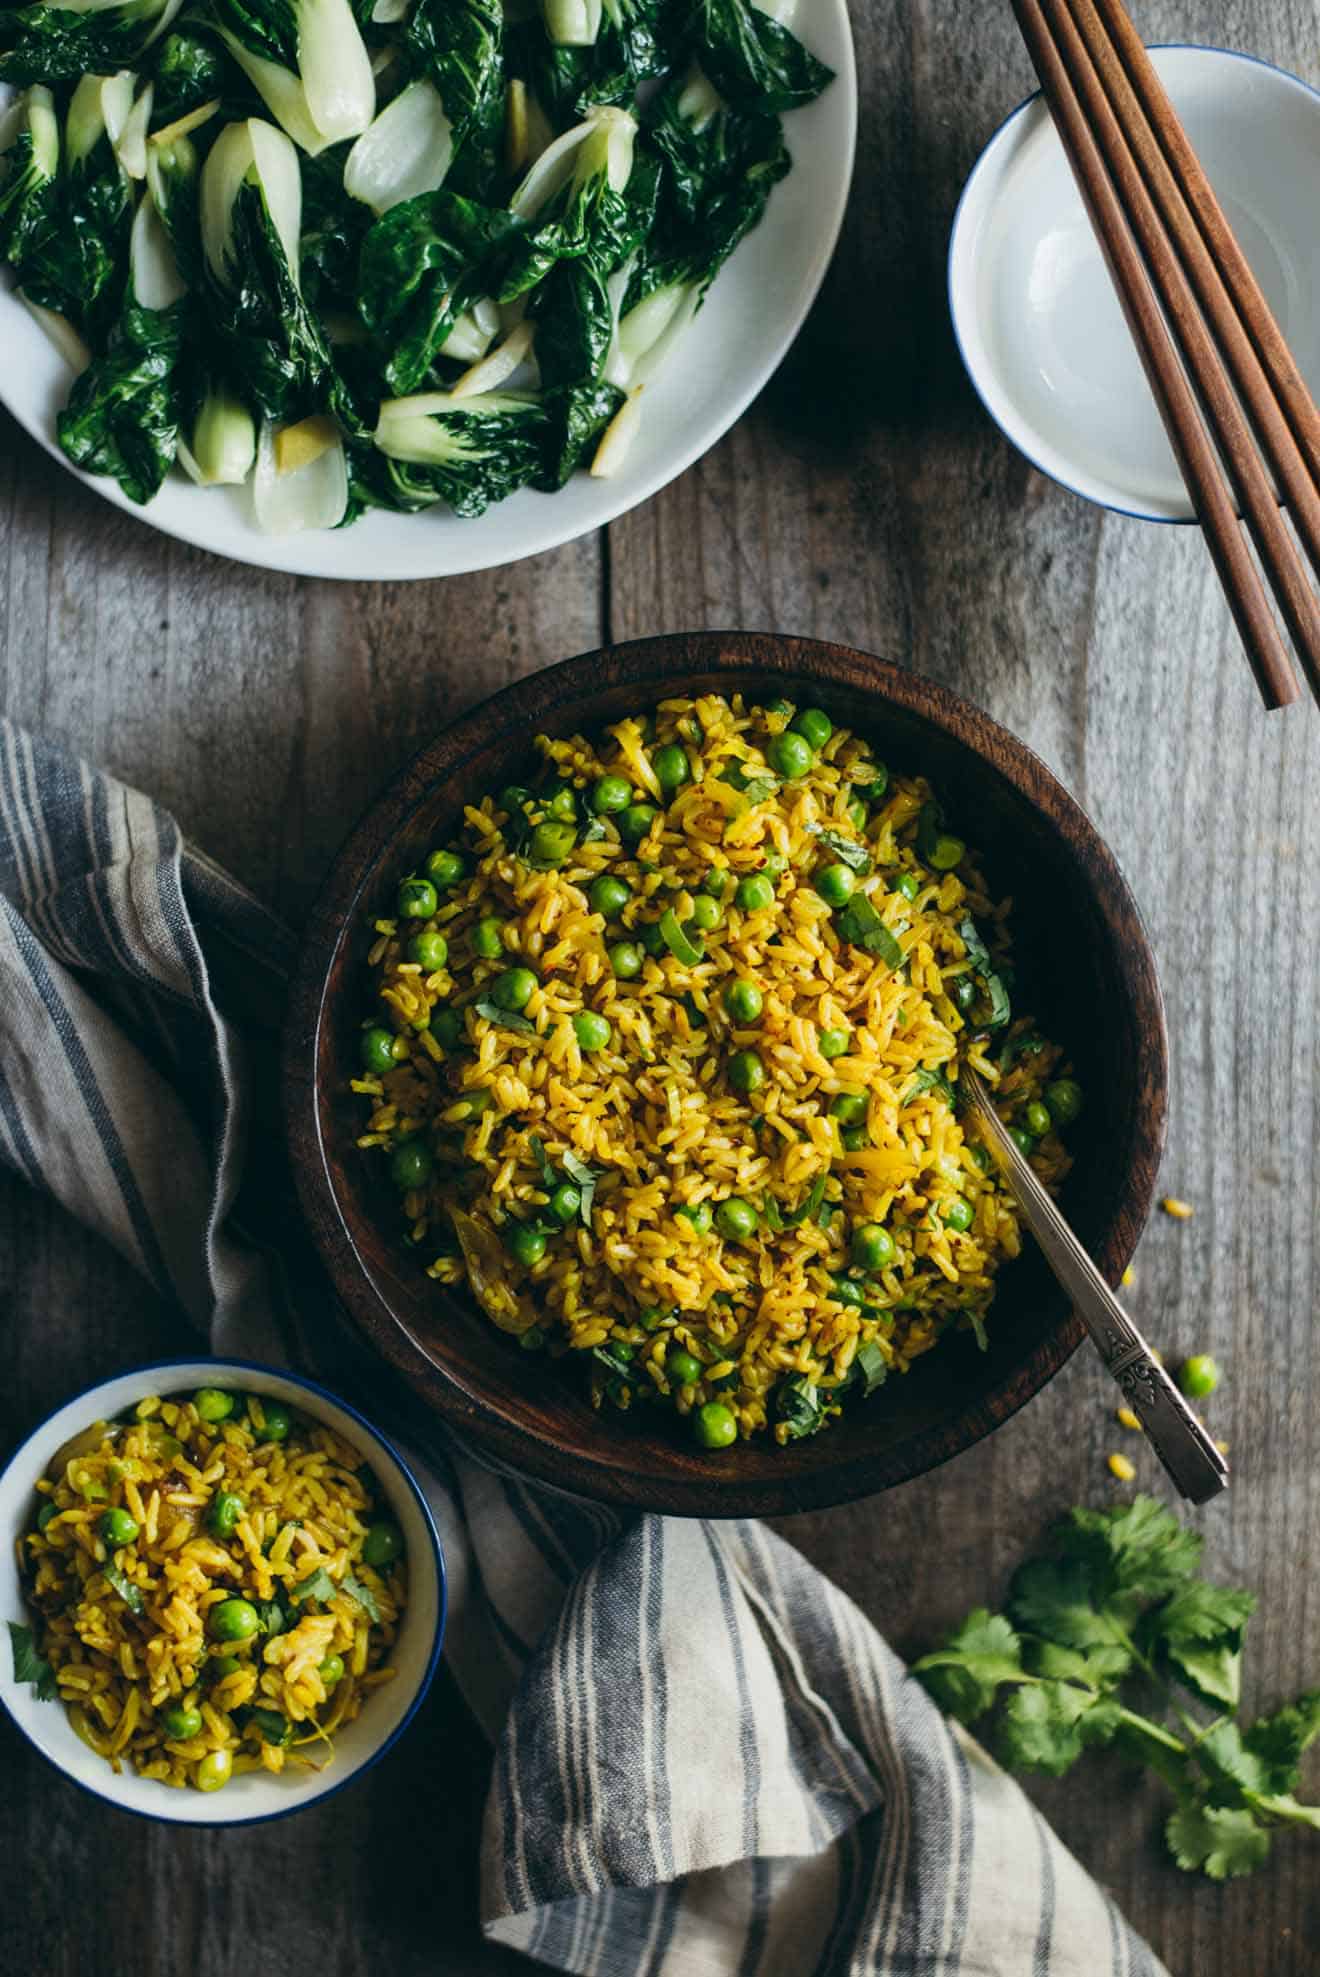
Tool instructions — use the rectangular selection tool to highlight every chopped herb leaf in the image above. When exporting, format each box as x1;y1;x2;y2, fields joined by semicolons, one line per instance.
762;1194;786;1231
290;1566;336;1606
561;1150;598;1229
342;1574;381;1624
528;1134;558;1189
854;1340;888;1395
905;1065;957;1107
257;1598;290;1637
8;1622;57;1701
835;894;904;968
777;1375;826;1440
808;825;872;873
104;1562;144;1614
473;997;536;1034
783;1174;828;1227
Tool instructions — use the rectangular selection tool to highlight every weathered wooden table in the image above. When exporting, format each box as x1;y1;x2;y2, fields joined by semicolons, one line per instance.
3;4;1318;1972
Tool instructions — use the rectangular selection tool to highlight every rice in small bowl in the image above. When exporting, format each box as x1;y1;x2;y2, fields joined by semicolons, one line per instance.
0;1359;444;1825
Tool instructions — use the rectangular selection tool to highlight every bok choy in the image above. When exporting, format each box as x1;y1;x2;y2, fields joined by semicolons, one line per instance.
0;0;833;528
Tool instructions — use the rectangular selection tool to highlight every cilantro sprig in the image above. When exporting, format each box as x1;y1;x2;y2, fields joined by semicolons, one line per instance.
913;1496;1320;1880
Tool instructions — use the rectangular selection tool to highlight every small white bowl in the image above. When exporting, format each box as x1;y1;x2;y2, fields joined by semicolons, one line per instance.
0;1358;444;1825
948;45;1320;521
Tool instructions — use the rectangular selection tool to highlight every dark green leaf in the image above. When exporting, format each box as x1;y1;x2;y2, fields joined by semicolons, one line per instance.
776;1374;825;1441
257;1598;289;1636
7;1621;57;1701
342;1572;381;1623
402;0;504;188
1243;1692;1320;1795
1062;1496;1203;1602
1008;1555;1132;1652
473;997;537;1033
358;191;522;398
692;0;833;113
0;0;178;84
57;301;186;505
104;1560;144;1614
912;1609;1024;1723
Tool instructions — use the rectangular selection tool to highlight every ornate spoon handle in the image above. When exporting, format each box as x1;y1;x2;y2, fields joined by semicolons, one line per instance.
964;1070;1228;1505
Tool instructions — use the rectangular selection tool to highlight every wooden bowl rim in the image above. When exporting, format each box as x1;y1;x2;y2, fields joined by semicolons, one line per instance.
282;631;1168;1516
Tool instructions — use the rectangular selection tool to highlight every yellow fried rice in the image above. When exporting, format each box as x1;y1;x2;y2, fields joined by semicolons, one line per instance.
16;1389;406;1790
352;692;1078;1448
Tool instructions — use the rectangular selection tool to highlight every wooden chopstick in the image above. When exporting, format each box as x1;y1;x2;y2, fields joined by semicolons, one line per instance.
1064;0;1320;593
1041;0;1320;701
1090;0;1320;483
1007;0;1303;711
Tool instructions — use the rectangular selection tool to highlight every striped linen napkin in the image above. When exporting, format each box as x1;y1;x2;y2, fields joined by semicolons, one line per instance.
0;719;1168;1977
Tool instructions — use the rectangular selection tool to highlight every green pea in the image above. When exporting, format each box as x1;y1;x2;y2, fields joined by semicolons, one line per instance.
362;1522;404;1569
677;1201;713;1237
248;1707;292;1747
736;873;775;913
545;783;577;823
851;1222;896;1270
724;979;764;1024
639;1306;668;1331
590;874;631;919
767;730;814;780
590;774;632;815
507;1223;547;1268
714;1197;758;1242
208;1655;242;1682
98;1507;140;1548
208;1492;244;1540
928;834;965;872
35;1501;58;1533
162;1705;203;1741
818;1028;850;1059
831;1276;868;1308
1009;1127;1036;1157
193;1387;236;1424
652;743;691;795
764;697;793;718
694;1401;738;1449
194;1749;233;1792
430;1007;463;1050
359;1027;396;1076
254;1401;291;1444
790;707;833;751
857;763;889;803
1024;1100;1053;1138
492;966;537;1012
608;940;644;980
729;1049;765;1097
398;877;437;919
550;1182;582;1224
668;1348;703;1386
814;862;856;907
618;802;659;844
318;1654;345;1690
701;869;730;898
761;850;789;879
473;917;505;960
209;1598;260;1643
688;893;722;932
573;1011;612;1053
1046;1079;1084;1125
847;798;868;833
390;1139;434;1191
891;871;920;902
1179;1354;1220;1399
408;929;449;972
519;1327;545;1352
830;1091;868;1125
943;1197;975;1233
840;1124;870;1151
530;820;577;866
425;849;467;890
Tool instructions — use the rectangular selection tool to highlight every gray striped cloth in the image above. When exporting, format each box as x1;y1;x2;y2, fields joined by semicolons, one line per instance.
0;719;1167;1977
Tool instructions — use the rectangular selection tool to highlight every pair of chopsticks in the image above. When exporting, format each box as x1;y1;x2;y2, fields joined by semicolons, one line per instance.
1010;0;1320;711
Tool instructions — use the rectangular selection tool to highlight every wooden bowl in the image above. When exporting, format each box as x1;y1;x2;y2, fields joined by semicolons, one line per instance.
283;632;1167;1517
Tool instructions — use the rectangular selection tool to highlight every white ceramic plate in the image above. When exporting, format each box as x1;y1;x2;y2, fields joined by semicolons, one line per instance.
948;45;1320;521
0;6;856;579
0;1359;444;1825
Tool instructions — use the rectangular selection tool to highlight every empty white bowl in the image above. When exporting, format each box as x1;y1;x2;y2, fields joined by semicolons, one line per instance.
0;1359;444;1825
948;45;1320;520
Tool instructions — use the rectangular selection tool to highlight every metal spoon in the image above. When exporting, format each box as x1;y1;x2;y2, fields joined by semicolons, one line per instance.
963;1067;1229;1505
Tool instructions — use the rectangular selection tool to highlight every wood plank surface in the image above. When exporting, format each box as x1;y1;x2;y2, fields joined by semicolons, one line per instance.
3;3;1320;1972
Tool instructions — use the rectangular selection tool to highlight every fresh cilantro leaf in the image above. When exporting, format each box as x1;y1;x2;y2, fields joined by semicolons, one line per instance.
257;1598;290;1637
776;1375;826;1441
1060;1496;1203;1602
904;1065;956;1107
834;894;903;968
561;1150;598;1229
997;1679;1098;1776
912;1609;1024;1723
1154;1581;1255;1708
1166;1804;1271;1880
1008;1555;1133;1651
528;1134;557;1189
103;1562;144;1614
807;825;872;874
854;1339;888;1396
1026;1640;1133;1689
1243;1692;1320;1794
8;1622;57;1701
290;1566;336;1606
474;997;536;1034
342;1573;381;1624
